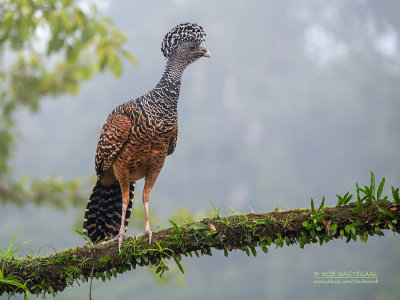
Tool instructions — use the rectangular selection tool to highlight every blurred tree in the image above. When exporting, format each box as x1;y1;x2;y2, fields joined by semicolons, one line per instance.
0;0;136;207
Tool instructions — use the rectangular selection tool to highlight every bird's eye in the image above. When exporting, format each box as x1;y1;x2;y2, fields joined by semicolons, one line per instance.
189;45;195;51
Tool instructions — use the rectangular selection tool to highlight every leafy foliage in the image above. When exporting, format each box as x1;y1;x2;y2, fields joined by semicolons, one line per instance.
336;191;353;207
0;0;135;204
0;176;87;208
0;232;31;299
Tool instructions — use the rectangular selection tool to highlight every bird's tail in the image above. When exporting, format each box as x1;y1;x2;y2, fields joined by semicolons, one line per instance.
83;180;134;243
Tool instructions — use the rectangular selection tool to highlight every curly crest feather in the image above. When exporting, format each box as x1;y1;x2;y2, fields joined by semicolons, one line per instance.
161;22;206;58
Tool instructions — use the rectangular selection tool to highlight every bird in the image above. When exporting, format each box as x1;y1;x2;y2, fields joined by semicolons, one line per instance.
82;22;211;251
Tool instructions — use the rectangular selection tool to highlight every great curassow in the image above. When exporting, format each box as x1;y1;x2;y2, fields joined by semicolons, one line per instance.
83;23;211;251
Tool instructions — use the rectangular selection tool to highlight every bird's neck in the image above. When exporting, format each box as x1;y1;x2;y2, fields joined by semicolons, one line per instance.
154;58;187;103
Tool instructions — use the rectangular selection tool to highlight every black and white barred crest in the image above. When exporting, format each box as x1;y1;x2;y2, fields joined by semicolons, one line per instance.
161;22;206;58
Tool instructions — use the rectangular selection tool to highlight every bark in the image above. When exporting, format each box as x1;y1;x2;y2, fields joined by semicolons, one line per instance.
1;200;399;297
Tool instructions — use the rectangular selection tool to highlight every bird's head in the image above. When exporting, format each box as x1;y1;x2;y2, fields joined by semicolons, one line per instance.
161;22;211;65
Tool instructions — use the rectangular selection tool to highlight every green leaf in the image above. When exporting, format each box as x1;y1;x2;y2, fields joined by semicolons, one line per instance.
260;243;269;254
75;230;93;245
168;220;181;234
356;183;363;214
97;48;109;71
343;192;353;205
224;248;228;257
319;197;325;210
121;49;137;66
173;256;184;274
391;186;400;205
106;270;112;280
250;246;257;257
377;177;385;200
141;255;149;264
108;51;123;77
311;198;316;214
370;171;375;201
254;219;267;225
351;226;356;235
359;233;365;243
0;278;30;299
112;268;118;278
167;234;180;239
98;256;111;263
167;240;180;245
66;45;79;63
80;274;87;283
17;16;35;41
3;10;15;28
48;37;65;54
336;194;343;206
301;231;307;244
188;223;207;230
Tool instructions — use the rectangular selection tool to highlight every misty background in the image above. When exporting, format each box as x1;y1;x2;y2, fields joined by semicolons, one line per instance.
1;0;400;299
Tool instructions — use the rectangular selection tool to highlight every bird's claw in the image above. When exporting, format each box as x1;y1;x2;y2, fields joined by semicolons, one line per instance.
136;229;153;244
105;233;133;252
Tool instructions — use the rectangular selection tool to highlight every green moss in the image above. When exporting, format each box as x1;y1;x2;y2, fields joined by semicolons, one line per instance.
1;198;400;297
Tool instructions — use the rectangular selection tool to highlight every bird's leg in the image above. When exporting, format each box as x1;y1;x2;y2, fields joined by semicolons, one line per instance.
109;178;132;252
135;162;165;244
136;184;153;244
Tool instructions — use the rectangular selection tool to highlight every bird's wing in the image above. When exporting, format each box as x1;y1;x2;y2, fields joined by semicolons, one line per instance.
95;111;133;177
167;125;178;155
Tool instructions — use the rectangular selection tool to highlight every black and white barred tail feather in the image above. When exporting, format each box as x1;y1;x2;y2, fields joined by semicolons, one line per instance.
83;180;134;243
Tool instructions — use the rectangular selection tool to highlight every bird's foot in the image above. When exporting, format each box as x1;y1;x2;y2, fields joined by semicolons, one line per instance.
106;232;133;252
136;229;153;244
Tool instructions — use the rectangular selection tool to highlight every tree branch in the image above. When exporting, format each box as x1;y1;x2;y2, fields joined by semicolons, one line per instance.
1;200;399;297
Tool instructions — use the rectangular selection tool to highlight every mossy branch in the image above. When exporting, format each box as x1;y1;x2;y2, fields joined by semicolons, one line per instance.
1;199;400;297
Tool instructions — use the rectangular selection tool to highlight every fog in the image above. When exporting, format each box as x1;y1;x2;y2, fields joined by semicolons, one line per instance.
2;1;400;299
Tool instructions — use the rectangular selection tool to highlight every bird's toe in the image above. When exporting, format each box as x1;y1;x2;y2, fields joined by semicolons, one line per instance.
136;229;152;244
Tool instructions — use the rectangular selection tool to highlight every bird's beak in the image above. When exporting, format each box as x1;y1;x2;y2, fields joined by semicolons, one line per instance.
199;46;211;58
